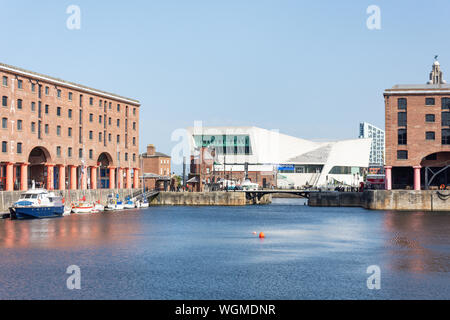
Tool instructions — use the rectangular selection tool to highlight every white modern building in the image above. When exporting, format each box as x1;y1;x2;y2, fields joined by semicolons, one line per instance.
187;126;372;188
359;122;385;167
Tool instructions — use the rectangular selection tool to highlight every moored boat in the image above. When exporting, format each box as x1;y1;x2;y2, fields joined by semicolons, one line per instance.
105;195;124;211
9;189;64;220
72;202;94;214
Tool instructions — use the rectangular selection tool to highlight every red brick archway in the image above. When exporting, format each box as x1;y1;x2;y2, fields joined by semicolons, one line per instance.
28;147;52;189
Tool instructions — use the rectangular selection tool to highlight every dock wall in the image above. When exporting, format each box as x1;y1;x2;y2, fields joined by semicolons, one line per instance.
0;189;140;213
150;192;272;206
309;190;450;212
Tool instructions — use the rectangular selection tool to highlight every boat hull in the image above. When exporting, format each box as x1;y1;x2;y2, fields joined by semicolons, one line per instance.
10;206;64;220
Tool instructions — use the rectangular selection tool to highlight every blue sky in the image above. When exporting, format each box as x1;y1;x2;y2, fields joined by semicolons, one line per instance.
1;0;450;164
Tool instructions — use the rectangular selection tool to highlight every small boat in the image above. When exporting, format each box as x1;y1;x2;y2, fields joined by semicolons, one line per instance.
63;206;72;216
72;202;94;214
9;189;64;220
91;202;105;213
105;196;124;211
124;200;135;209
136;198;149;208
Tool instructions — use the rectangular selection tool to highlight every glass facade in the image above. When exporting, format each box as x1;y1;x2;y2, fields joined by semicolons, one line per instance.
193;135;252;155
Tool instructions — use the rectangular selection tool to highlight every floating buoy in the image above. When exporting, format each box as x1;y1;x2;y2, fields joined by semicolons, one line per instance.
259;232;265;239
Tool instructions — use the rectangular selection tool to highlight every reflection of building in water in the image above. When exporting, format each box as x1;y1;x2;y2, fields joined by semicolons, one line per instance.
383;212;450;273
0;216;142;249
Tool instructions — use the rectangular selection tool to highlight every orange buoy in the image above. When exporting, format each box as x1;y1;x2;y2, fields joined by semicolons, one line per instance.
259;232;265;239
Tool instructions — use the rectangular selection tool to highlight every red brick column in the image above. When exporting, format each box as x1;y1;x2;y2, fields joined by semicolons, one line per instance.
80;166;87;190
20;163;28;191
125;168;131;189
46;164;55;190
69;165;77;190
133;168;140;189
57;165;66;190
5;163;14;192
118;168;123;189
109;166;116;190
90;166;97;190
385;166;392;191
413;166;421;191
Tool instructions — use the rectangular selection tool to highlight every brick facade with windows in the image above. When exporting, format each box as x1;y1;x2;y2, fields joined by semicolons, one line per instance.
140;144;171;190
0;62;140;191
384;59;450;190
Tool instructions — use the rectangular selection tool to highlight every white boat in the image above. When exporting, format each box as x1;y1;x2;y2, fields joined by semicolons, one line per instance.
124;200;136;209
72;202;94;214
91;203;105;213
63;207;72;216
136;199;149;208
105;196;124;211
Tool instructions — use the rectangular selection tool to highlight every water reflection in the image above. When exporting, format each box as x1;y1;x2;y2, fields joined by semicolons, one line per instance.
384;211;450;274
0;212;143;249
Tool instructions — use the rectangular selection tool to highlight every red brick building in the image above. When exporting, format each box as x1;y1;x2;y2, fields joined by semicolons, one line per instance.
384;59;450;190
140;144;171;190
0;62;140;191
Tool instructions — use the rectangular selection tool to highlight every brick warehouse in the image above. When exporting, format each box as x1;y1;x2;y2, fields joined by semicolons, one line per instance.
0;63;140;191
384;58;450;190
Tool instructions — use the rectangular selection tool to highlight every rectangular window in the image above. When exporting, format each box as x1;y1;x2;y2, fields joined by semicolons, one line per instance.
17;120;22;130
117;104;120;112
89;114;93;122
68;127;72;137
397;150;408;160
45;124;49;134
442;112;450;126
31;122;36;133
31;83;35;92
79;148;83;159
2;141;7;153
57;107;61;116
442;129;450;145
89;131;93;140
57;89;61;98
133;108;136;115
398;98;407;110
17;143;22;154
68;147;72;158
89;149;93;159
398;112;407;126
2;76;7;87
69;92;73;101
2;117;7;129
133;122;136;130
68;109;72;118
99;115;102;123
442;98;450;110
426;98;435;106
89;97;93;106
2;96;7;107
117;135;120;143
45;105;49;114
426;114;435;122
398;129;407;145
99;132;102;142
17;99;22;109
108;133;111;142
18;80;23;89
108;117;111;125
57;126;61;136
45;86;49;95
125;153;128;161
56;146;61;157
426;131;435;140
117;119;120;127
31;102;36;112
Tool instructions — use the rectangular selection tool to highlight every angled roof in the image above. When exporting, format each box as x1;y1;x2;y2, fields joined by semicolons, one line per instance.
286;144;333;164
0;62;140;105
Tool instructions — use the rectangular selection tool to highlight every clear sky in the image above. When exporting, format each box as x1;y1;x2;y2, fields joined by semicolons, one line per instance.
1;0;450;170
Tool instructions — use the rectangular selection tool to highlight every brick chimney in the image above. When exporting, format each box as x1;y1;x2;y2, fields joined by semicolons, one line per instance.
147;144;156;156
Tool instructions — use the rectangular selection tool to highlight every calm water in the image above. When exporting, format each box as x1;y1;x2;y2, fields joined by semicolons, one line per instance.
0;199;449;300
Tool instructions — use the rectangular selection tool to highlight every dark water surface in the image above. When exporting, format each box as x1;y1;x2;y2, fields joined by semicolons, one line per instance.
0;199;449;300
